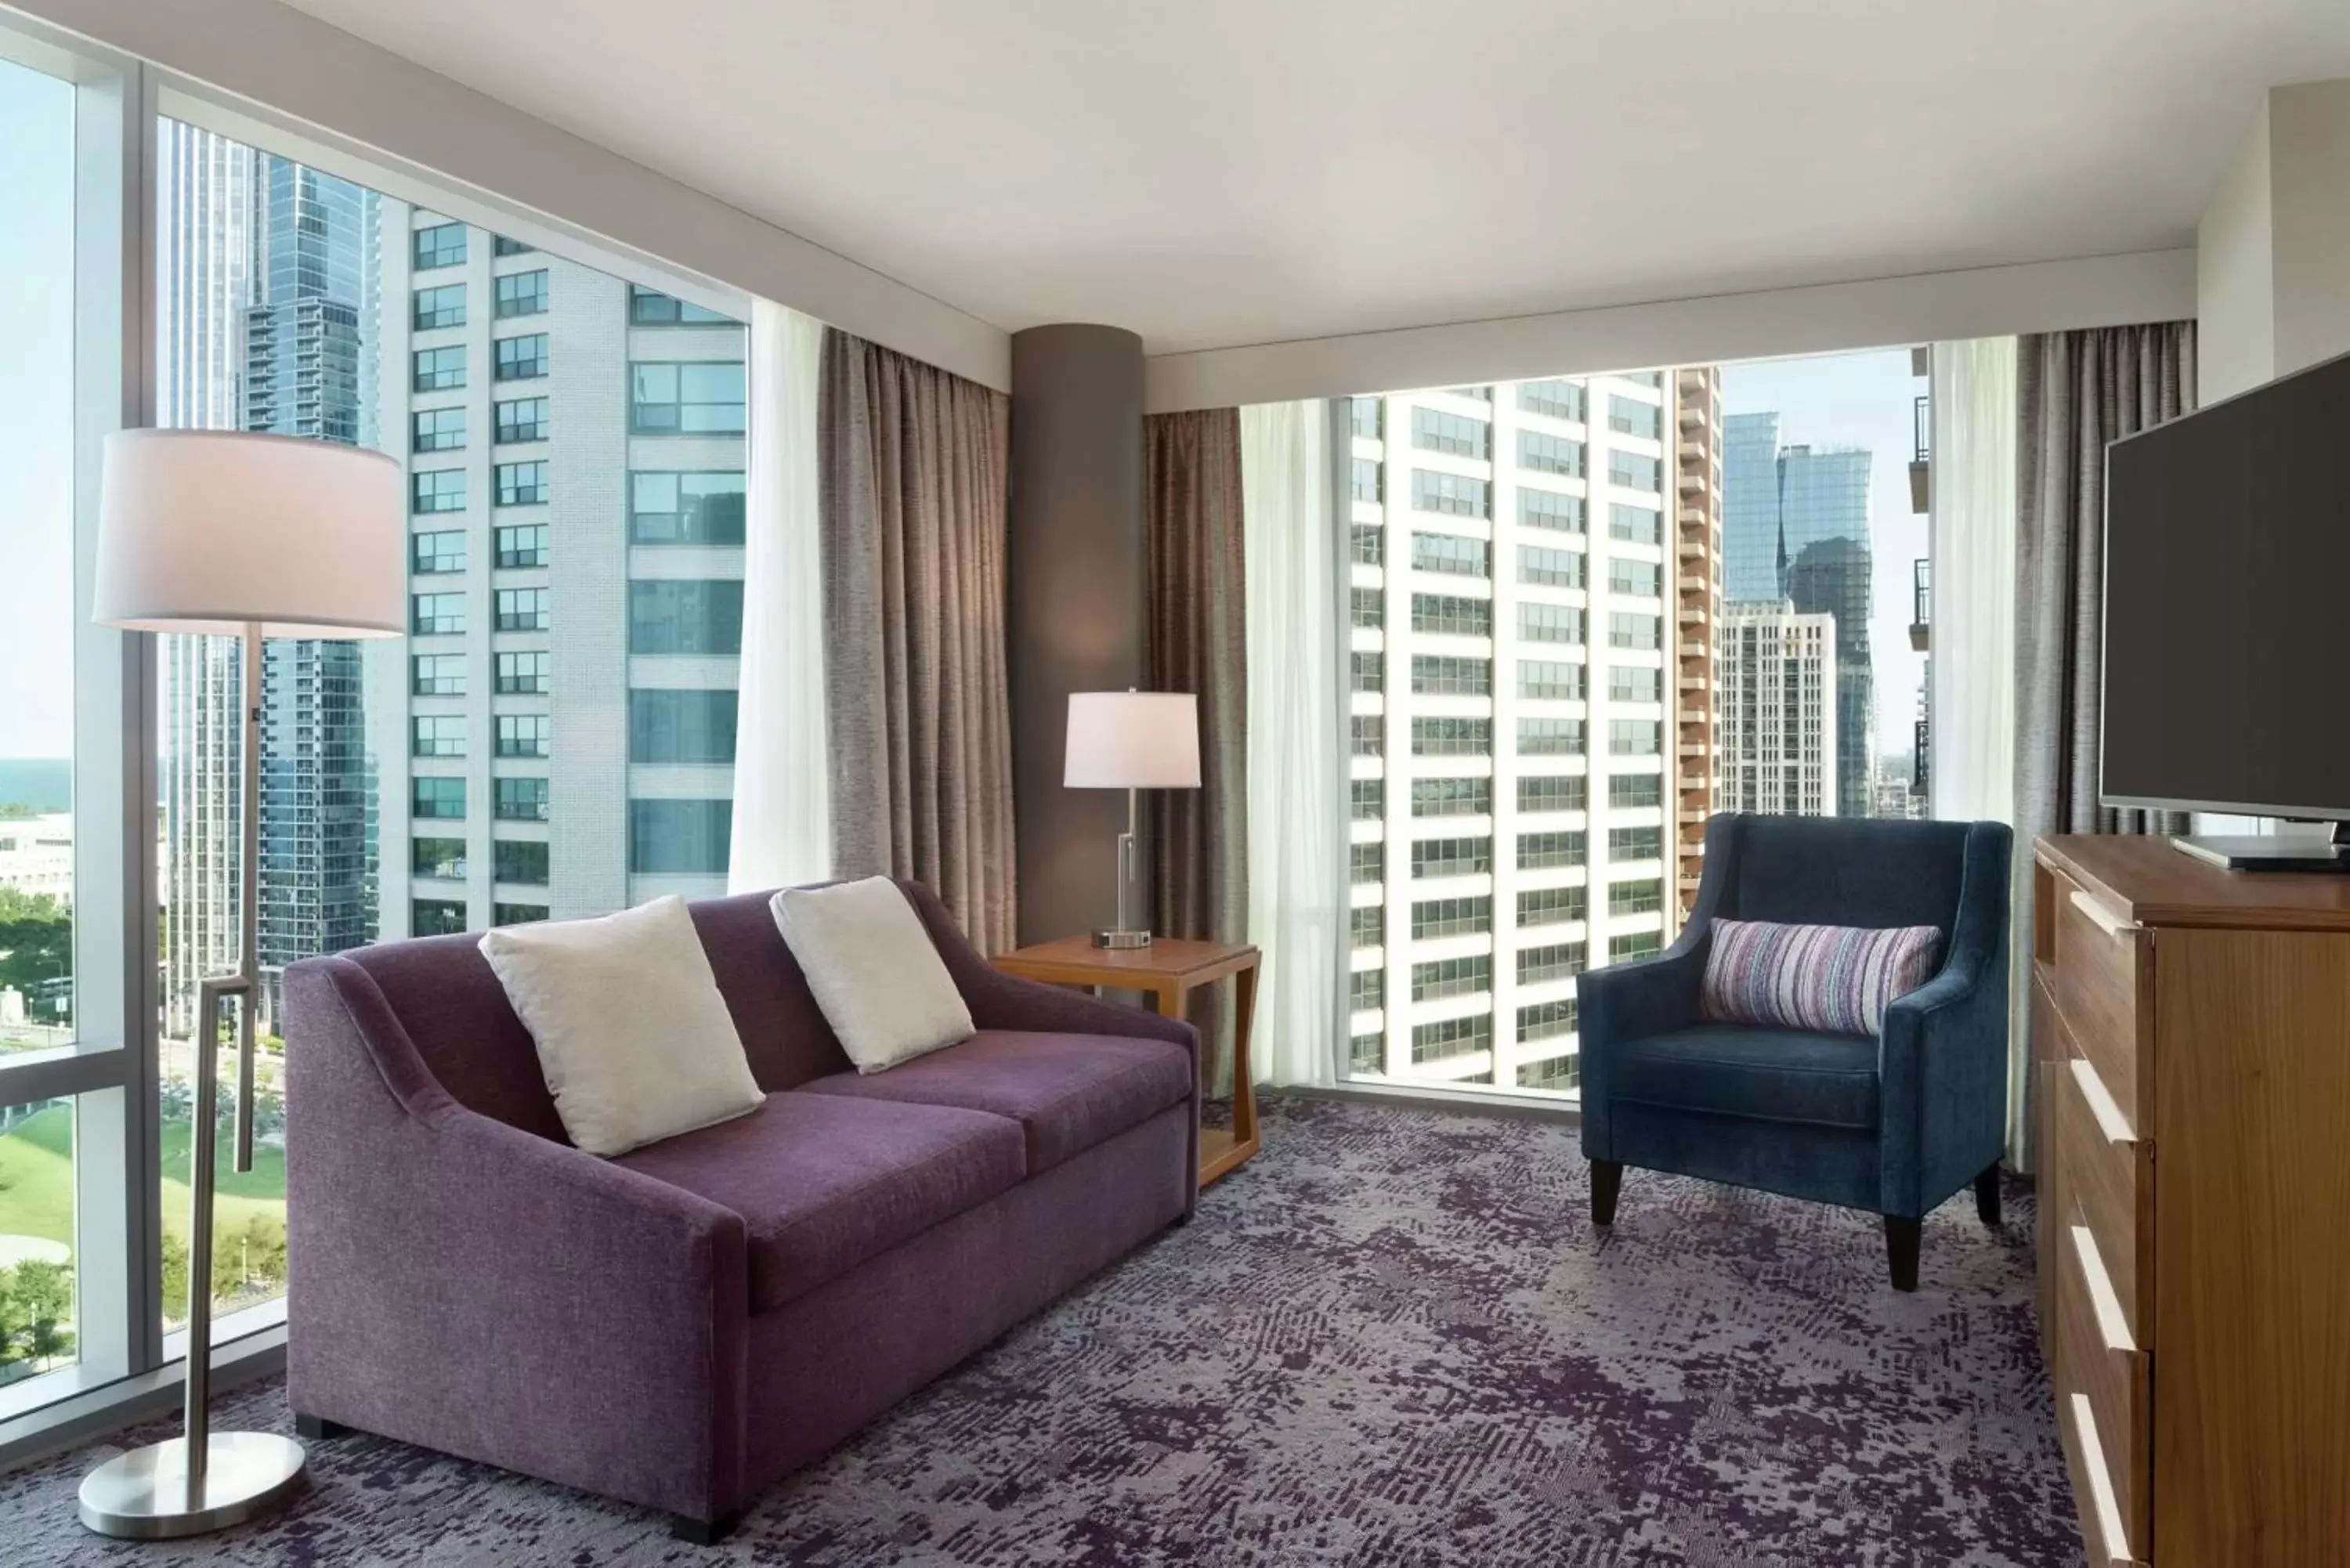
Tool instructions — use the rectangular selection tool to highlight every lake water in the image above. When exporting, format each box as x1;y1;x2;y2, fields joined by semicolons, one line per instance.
0;760;71;815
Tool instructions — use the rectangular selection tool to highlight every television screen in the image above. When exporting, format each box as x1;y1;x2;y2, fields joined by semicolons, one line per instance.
2102;349;2350;818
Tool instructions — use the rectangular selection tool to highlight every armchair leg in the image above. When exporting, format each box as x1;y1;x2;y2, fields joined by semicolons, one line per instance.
1883;1216;1922;1292
1589;1159;1623;1227
1974;1162;2002;1227
294;1413;352;1442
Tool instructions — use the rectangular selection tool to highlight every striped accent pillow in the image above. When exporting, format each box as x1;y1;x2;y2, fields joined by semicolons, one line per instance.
1699;919;1943;1037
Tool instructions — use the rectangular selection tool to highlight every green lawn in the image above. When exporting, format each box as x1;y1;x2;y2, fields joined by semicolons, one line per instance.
0;1101;286;1252
0;1104;74;1247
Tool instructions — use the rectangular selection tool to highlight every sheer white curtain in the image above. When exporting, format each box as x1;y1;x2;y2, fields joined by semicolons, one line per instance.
1929;337;2018;826
1241;401;1341;1087
728;300;831;892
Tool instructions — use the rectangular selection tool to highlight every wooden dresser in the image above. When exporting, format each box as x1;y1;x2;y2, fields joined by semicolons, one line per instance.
2033;836;2350;1566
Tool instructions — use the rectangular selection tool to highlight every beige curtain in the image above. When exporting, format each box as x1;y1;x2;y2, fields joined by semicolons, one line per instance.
1144;409;1249;1092
819;328;1018;952
2008;320;2196;1165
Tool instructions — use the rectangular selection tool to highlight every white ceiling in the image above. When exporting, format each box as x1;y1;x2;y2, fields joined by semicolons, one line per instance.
273;0;2350;356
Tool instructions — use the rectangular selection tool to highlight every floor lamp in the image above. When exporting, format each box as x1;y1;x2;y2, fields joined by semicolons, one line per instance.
79;430;403;1538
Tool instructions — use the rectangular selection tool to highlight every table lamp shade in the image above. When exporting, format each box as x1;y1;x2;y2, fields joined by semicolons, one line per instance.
1065;691;1201;789
92;429;406;637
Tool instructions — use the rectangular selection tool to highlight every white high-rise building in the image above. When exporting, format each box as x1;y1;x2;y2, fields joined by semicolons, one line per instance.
1345;376;1684;1097
373;208;747;937
1716;601;1838;818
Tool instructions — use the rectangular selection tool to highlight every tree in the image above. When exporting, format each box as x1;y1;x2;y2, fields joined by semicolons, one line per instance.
0;1259;76;1375
0;887;70;1004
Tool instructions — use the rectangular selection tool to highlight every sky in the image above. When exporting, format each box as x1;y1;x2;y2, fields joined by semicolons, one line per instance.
1721;346;1928;769
0;58;76;764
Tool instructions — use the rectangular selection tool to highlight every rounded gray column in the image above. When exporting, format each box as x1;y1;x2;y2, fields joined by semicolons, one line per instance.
1008;323;1146;947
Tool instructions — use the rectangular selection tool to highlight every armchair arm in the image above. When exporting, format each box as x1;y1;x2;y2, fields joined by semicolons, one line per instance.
1877;821;2014;1217
895;880;1202;1216
1579;813;1738;1161
285;958;751;1520
1577;940;1708;1160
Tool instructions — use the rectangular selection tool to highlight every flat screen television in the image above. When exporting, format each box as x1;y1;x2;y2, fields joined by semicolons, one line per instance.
2102;346;2350;869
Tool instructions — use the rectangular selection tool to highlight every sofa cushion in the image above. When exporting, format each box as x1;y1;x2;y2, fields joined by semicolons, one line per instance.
795;1029;1192;1173
613;1093;1025;1312
1608;1024;1880;1131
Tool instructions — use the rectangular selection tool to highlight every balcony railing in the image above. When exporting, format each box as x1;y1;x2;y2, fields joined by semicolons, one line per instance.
1910;558;1930;652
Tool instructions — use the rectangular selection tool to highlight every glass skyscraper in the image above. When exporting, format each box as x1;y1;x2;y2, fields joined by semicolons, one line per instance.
1719;411;1874;818
160;143;383;1031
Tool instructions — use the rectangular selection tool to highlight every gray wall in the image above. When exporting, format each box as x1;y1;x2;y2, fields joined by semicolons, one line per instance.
1007;324;1146;945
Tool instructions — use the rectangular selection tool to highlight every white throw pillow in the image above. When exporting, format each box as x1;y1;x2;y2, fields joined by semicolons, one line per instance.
479;895;765;1157
770;877;974;1073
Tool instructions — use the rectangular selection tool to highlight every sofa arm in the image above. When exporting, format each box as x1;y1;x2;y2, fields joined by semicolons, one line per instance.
1877;819;2014;1217
285;958;752;1521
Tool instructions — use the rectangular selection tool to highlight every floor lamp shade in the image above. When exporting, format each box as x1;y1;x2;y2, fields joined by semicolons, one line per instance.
92;429;406;637
1065;691;1202;789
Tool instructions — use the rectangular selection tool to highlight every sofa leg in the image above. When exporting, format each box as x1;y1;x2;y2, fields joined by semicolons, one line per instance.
1589;1159;1623;1227
1974;1163;2002;1227
670;1510;742;1546
293;1413;352;1442
1883;1216;1922;1292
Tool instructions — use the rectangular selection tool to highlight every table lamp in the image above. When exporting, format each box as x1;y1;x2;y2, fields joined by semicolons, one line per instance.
1064;690;1200;948
80;430;403;1539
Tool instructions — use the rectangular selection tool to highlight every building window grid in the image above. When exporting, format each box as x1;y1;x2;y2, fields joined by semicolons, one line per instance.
1411;532;1489;579
494;396;548;444
495;651;551;695
1412;777;1491;818
1517;830;1587;869
495;714;552;759
411;283;465;331
1518;775;1589;814
1412;594;1492;638
1410;896;1491;941
1411;406;1490;460
1518;941;1587;985
494;460;548;507
494;332;549;381
1517;886;1587;927
495;523;549;569
1412;955;1491;1003
495;587;550;631
1410;656;1489;696
412;221;465;270
1412;1014;1491;1064
494;268;548;318
412;345;465;392
411;406;465;453
1412;717;1490;757
1410;836;1491;879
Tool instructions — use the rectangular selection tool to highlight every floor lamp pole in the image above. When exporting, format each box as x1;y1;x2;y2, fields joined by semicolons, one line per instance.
79;622;306;1537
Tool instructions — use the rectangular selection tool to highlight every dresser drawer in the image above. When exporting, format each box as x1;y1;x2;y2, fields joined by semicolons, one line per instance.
2055;1217;2151;1564
2053;883;2155;1133
2057;1046;2155;1347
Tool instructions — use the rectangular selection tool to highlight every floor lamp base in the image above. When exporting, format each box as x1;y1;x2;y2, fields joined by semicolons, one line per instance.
79;1432;307;1539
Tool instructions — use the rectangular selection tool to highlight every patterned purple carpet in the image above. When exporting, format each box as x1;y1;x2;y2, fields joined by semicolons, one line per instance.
3;1097;2077;1566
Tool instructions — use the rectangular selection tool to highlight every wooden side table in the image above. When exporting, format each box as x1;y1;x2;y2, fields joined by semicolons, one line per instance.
992;936;1260;1187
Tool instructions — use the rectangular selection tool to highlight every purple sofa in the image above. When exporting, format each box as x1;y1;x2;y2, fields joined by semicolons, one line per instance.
282;881;1198;1541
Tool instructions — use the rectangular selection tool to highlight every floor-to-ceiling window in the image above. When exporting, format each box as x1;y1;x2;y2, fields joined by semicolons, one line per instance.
0;17;140;1419
150;123;752;1339
1342;352;1936;1101
0;53;84;1391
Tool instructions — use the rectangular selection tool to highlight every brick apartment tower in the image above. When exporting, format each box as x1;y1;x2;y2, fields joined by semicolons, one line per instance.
1671;367;1724;916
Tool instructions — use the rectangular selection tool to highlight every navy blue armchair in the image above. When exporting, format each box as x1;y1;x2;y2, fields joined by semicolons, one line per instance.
1579;813;2012;1290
